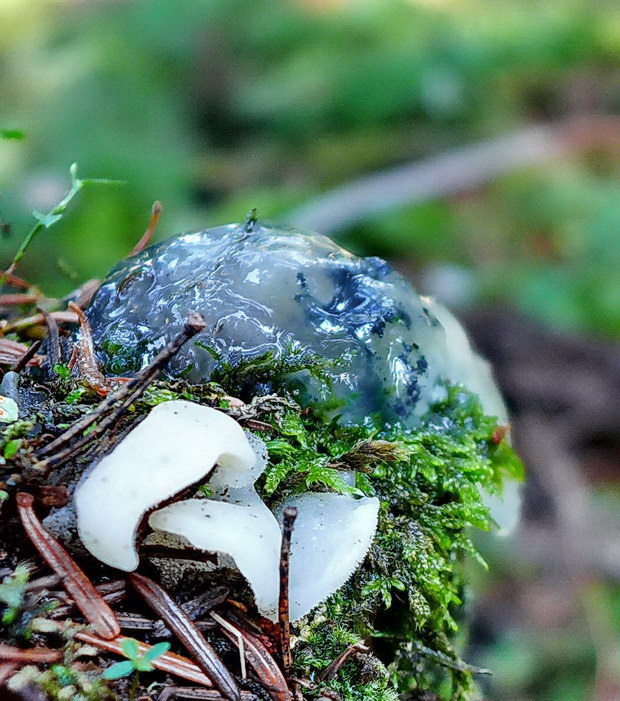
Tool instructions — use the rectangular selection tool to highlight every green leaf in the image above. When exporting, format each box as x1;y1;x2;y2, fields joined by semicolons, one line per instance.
144;641;171;661
0;129;24;140
102;660;134;680
53;363;71;380
3;439;22;459
120;637;140;660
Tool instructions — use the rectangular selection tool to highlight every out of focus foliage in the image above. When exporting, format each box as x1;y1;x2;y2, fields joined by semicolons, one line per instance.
2;0;620;339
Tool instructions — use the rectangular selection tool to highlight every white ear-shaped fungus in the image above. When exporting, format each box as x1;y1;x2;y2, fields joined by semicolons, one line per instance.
274;493;380;621
148;495;282;619
75;400;256;571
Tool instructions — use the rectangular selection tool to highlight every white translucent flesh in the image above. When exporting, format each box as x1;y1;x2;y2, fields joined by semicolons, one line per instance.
275;493;380;621
423;297;508;424
424;298;520;533
149;494;282;619
75;400;256;571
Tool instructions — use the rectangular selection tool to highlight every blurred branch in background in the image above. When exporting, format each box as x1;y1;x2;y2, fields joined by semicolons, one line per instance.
291;116;620;233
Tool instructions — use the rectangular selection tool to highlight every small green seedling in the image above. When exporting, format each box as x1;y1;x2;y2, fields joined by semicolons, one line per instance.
102;638;170;680
0;563;30;626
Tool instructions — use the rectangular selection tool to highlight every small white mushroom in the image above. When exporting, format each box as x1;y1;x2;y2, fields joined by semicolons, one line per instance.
149;491;380;622
274;493;380;621
148;495;282;619
75;400;256;571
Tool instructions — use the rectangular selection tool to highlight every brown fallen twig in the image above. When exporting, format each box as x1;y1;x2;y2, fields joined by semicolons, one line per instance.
158;687;258;700
278;507;297;676
16;493;120;640
38;307;61;368
0;294;40;307
0;643;62;664
0;339;43;367
130;573;240;701
291;116;620;233
212;613;290;701
0;662;17;685
12;340;42;374
50;580;127;620
37;312;206;468
1;310;78;336
68;302;111;397
318;643;369;682
129;201;163;257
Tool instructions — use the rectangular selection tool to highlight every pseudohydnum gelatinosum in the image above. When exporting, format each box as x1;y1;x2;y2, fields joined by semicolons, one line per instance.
72;219;521;685
85;219;508;427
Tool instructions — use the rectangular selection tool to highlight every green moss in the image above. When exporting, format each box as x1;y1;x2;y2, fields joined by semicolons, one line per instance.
252;385;522;700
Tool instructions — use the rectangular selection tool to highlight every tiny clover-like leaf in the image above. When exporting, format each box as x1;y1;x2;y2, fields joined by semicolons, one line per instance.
144;641;170;662
120;637;140;660
102;660;134;680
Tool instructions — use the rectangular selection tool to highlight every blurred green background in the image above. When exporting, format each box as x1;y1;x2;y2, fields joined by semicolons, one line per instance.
1;1;620;699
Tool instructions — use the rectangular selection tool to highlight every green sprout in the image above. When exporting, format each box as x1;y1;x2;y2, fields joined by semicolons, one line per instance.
0;563;30;626
102;638;170;698
0;163;124;285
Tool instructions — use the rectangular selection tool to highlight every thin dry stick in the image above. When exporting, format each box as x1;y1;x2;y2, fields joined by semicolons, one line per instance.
278;506;297;676
1;309;78;336
213;613;290;701
0;662;17;685
158;688;258;701
130;201;163;256
318;643;369;682
37;312;206;464
130;573;240;701
0;293;39;306
38;307;61;367
12;340;42;373
68;301;111;396
16;493;120;640
211;612;246;680
0;643;62;664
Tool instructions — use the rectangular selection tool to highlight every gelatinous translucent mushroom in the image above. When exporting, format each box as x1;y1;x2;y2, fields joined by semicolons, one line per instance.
85;221;505;426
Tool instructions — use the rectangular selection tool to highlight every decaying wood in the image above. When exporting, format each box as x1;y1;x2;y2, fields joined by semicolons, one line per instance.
278;507;297;677
16;493;120;640
130;573;240;701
